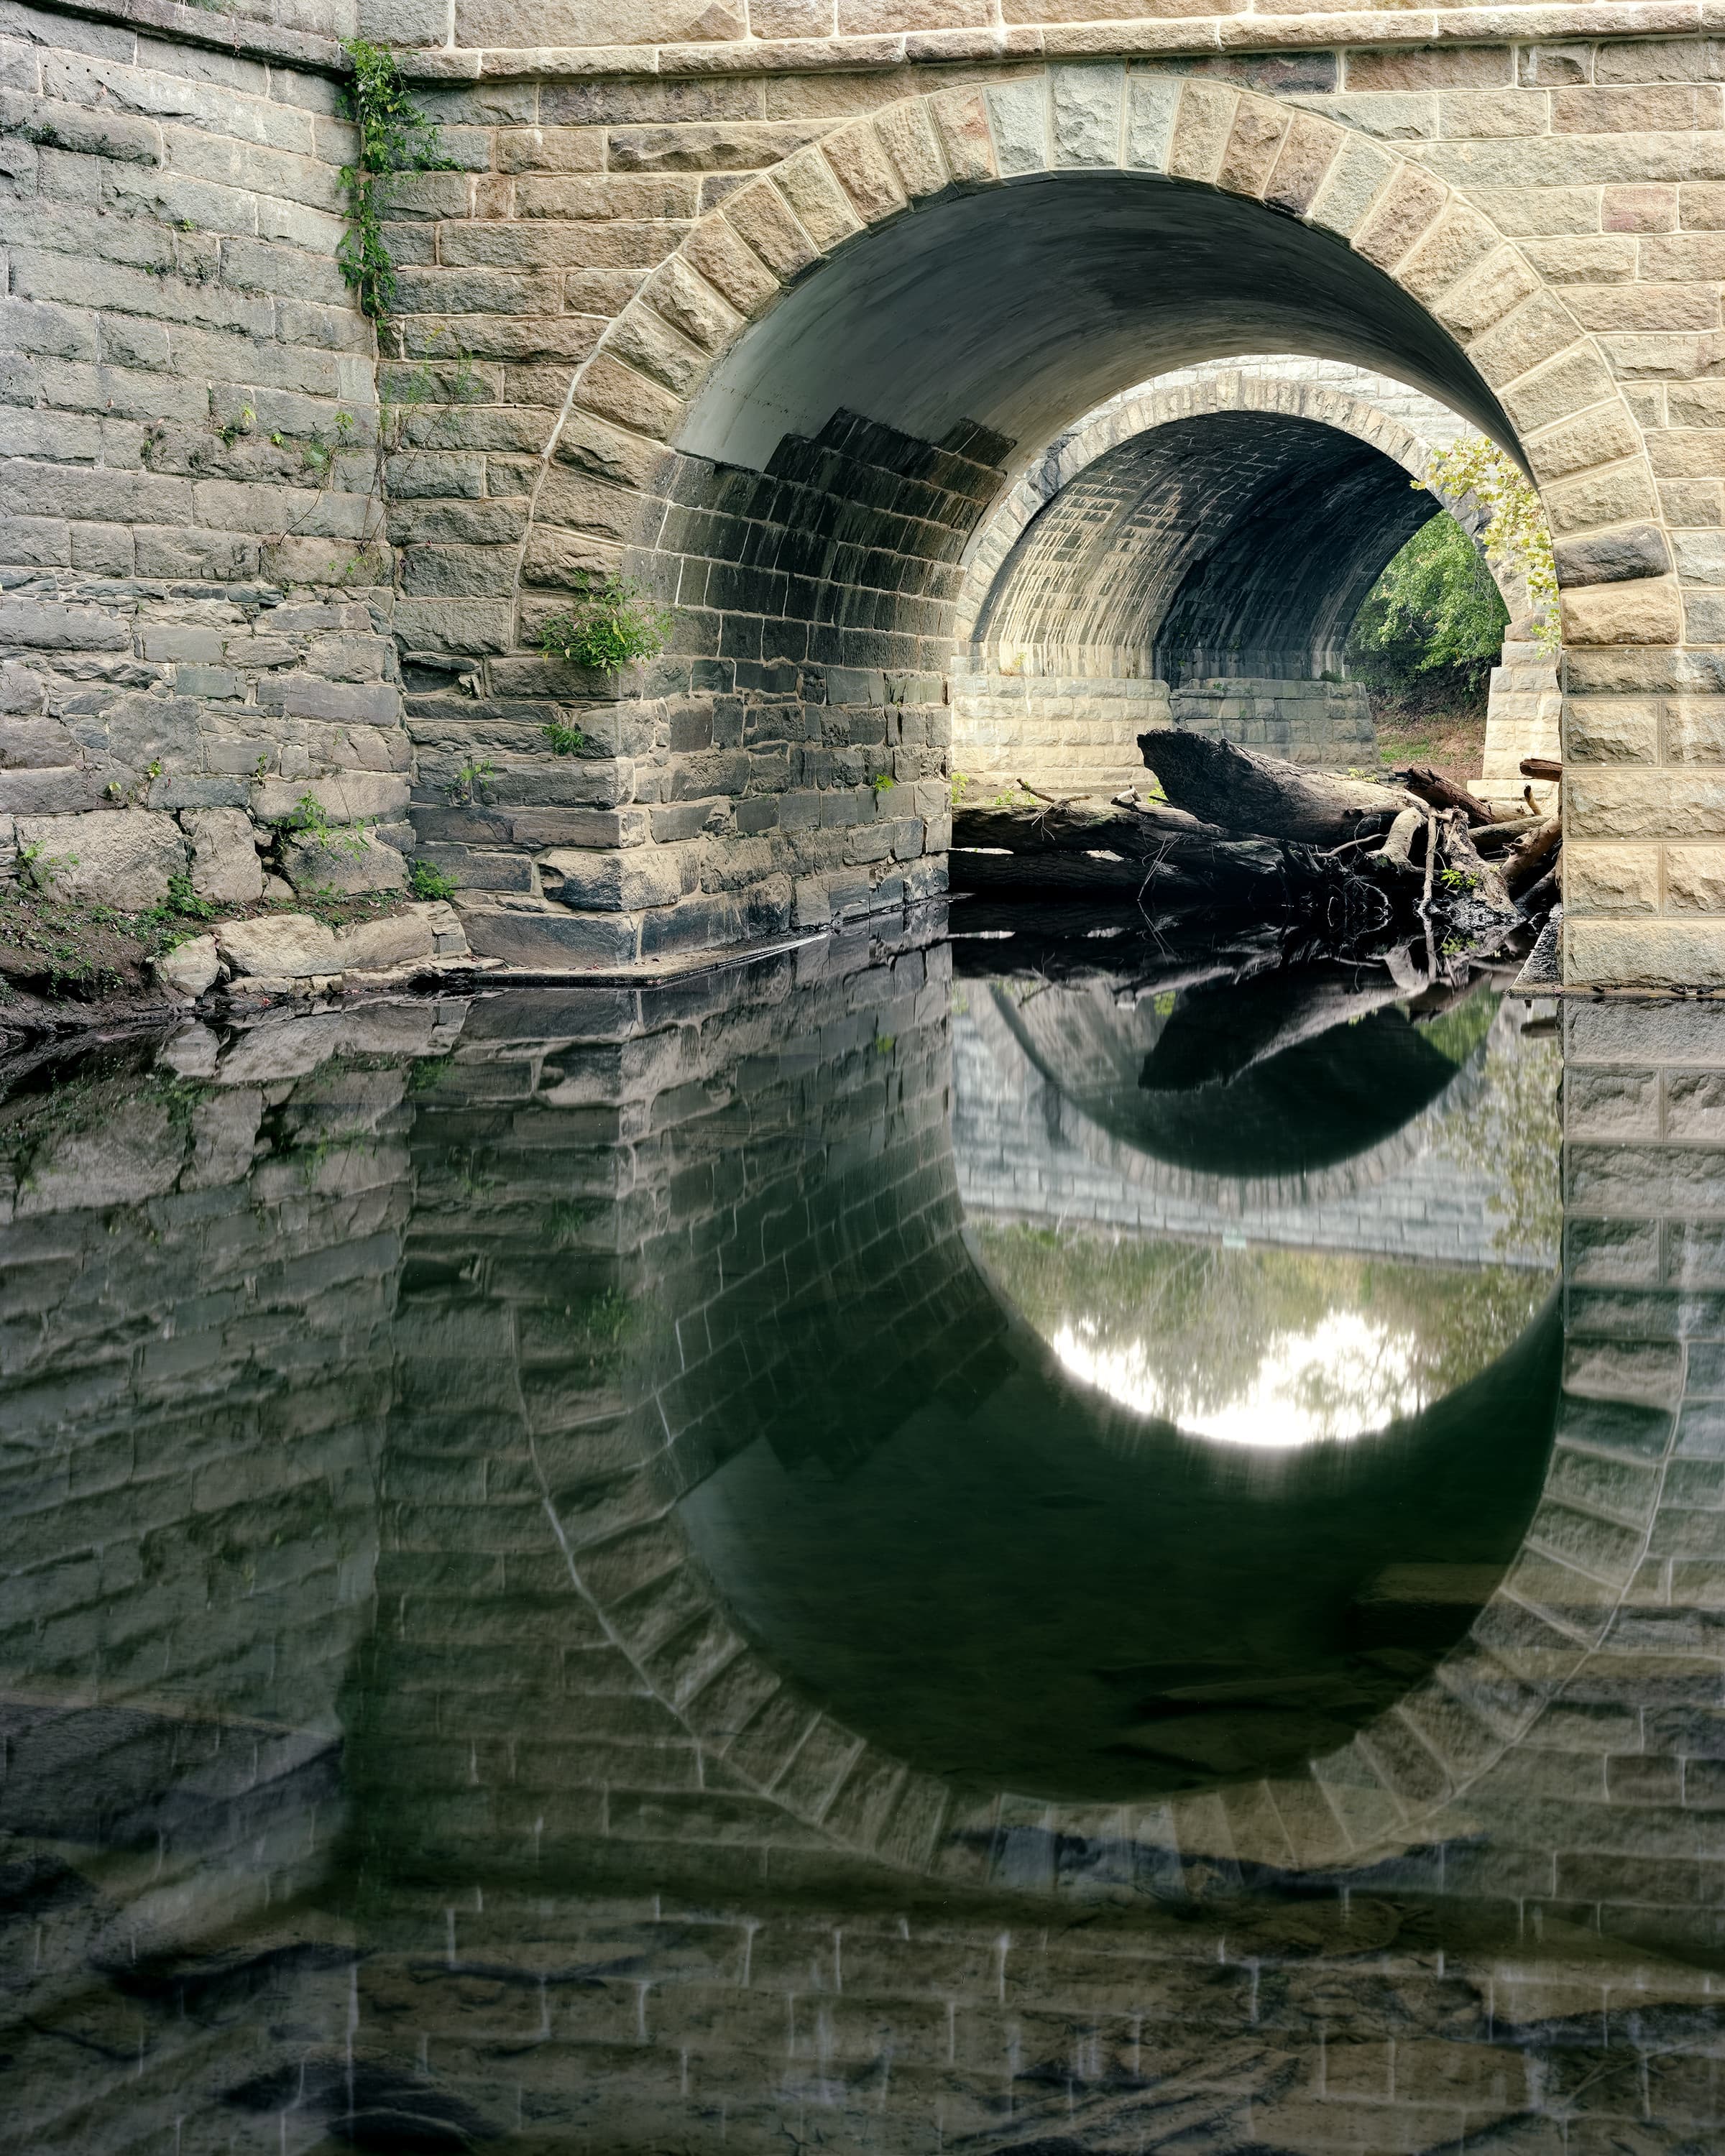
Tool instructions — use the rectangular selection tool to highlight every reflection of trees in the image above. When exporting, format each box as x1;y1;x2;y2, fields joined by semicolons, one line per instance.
1437;1023;1562;1261
975;1224;1555;1438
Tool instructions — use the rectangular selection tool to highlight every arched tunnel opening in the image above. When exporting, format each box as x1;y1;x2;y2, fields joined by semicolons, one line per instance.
633;168;1541;839
970;408;1448;690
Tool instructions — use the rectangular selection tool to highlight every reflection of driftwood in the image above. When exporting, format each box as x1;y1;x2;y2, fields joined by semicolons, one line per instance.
1522;756;1563;782
1137;729;1417;844
1140;964;1411;1092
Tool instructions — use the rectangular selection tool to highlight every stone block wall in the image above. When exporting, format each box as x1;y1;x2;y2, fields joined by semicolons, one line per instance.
949;668;1376;795
5;1;1725;979
949;665;1171;796
397;407;966;960
0;0;422;904
1169;676;1376;770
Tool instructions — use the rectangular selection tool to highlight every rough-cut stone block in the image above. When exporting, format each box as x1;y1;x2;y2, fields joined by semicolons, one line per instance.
182;806;263;904
1167;82;1236;185
15;807;186;906
1562;576;1685;646
1051;64;1123;169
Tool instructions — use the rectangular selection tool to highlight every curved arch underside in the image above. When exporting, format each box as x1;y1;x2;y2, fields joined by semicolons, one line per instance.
975;408;1445;684
678;173;1519;482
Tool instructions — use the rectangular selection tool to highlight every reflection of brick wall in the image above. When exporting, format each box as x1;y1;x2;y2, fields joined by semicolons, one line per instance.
0;1008;443;2150
12;950;1725;2147
953;990;1558;1267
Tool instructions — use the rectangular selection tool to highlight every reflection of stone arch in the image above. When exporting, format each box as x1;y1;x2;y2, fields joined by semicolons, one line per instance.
976;980;1507;1219
369;959;1662;1897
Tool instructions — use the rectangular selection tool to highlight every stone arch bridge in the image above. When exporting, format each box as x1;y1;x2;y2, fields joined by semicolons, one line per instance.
0;6;1721;984
948;354;1564;799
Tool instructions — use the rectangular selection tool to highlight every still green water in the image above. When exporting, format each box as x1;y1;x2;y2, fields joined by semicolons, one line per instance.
0;921;1719;2154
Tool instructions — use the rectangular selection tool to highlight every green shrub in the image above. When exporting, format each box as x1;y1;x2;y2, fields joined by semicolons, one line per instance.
538;576;673;673
409;858;458;902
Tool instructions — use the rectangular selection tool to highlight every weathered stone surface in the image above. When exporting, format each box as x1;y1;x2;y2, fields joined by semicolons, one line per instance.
182;806;264;903
216;911;340;979
216;907;437;979
155;931;220;998
14;807;186;905
281;831;410;895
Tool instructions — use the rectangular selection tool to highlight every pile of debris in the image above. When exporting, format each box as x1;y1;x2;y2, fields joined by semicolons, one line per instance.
949;731;1560;951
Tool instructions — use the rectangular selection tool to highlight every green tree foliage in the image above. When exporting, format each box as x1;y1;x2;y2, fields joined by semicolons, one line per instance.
1346;511;1509;699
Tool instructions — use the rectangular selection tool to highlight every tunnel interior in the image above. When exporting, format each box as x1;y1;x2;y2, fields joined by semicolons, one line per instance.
971;409;1447;685
677;175;1517;482
627;170;1522;814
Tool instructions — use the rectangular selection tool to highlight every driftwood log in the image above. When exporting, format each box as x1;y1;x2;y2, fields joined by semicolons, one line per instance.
1388;764;1494;826
1504;817;1563;898
949;801;1321;904
949;731;1539;952
1136;728;1417;844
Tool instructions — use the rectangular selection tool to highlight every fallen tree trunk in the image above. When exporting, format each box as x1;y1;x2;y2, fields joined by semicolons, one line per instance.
951;734;1526;952
1389;764;1494;826
1472;813;1550;855
1137;727;1418;845
952;801;1209;860
950;798;1337;906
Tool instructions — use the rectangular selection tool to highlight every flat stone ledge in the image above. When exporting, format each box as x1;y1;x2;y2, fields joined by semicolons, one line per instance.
390;4;1714;83
22;0;346;73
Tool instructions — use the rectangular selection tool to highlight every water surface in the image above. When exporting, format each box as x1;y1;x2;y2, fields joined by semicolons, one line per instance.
1;916;1720;2153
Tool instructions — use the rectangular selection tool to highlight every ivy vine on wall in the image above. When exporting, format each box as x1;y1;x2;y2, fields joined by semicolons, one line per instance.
336;38;454;324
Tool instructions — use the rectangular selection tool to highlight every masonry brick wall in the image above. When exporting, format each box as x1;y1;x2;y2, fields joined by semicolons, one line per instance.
5;4;1725;977
0;0;427;903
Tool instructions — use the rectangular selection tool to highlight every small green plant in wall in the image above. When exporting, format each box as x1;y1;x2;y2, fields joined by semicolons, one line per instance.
288;792;374;860
543;718;596;757
336;39;455;323
446;759;497;806
537;576;673;673
409;859;459;901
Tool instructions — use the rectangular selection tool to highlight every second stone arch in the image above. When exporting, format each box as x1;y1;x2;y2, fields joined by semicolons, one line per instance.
949;356;1563;805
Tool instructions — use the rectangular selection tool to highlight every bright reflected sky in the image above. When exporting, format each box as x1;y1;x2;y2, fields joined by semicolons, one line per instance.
1050;1309;1427;1448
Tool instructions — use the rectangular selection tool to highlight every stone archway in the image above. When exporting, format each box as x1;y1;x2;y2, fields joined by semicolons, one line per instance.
425;69;1666;986
946;356;1564;801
